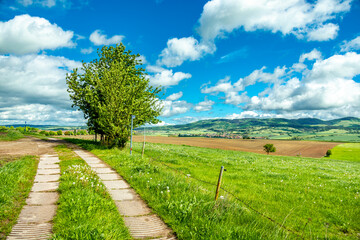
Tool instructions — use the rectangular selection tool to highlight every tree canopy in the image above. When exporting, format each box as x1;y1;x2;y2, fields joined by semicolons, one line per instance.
263;144;276;155
66;43;162;148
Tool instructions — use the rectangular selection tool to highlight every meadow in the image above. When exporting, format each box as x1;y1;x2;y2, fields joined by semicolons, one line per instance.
0;156;38;240
67;138;360;239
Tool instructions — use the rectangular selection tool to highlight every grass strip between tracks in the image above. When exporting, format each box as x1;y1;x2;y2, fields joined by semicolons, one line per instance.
51;144;131;240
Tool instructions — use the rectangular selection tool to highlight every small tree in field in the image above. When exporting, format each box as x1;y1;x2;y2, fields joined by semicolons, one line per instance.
264;144;276;155
325;149;332;157
67;43;162;148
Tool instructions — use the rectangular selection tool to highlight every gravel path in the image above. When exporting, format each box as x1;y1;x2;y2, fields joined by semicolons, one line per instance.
74;149;176;240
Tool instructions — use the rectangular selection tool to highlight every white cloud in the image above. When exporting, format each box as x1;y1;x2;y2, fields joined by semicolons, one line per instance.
246;52;360;112
0;14;75;55
306;23;339;41
81;47;94;54
201;67;286;105
89;30;124;46
147;66;191;87
0;54;83;124
0;104;85;125
194;98;215;112
157;36;215;67
340;36;360;52
17;0;56;7
197;0;351;41
166;92;183;101
161;100;192;117
225;111;260;119
299;49;322;62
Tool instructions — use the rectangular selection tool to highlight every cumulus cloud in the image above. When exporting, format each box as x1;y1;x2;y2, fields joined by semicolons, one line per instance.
0;104;85;125
81;47;93;54
0;14;75;55
0;54;83;125
340;36;360;52
147;66;191;87
306;23;339;41
197;0;351;42
246;52;360;112
299;49;322;62
89;30;124;46
161;100;192;117
202;66;286;105
194;98;215;112
17;0;56;7
166;92;183;101
157;36;215;67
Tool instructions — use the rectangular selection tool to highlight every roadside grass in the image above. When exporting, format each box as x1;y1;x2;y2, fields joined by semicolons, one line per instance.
51;144;131;240
0;156;38;240
66;138;360;239
329;143;360;162
0;130;23;141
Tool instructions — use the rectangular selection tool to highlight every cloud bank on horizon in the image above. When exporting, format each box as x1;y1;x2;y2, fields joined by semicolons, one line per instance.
0;0;360;126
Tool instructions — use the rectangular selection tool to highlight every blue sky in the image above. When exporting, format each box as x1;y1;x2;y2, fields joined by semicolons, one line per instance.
1;0;360;126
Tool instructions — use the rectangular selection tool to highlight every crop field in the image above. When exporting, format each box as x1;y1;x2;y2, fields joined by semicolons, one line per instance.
330;143;360;162
67;138;360;239
133;136;340;158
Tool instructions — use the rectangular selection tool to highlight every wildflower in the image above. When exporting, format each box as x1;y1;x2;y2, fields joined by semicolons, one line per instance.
167;190;170;193
161;191;163;194
220;195;224;200
186;174;191;177
167;186;169;189
281;180;283;182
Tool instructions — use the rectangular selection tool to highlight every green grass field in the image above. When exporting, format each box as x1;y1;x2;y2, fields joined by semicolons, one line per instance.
0;130;23;141
329;143;360;162
67;138;360;239
0;156;38;240
52;145;131;239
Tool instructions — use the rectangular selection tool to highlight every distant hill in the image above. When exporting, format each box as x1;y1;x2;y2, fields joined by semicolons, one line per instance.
149;117;360;132
145;117;360;142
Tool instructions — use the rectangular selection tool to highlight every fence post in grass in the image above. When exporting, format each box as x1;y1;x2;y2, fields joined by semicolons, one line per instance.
130;115;135;155
215;166;225;201
141;125;145;158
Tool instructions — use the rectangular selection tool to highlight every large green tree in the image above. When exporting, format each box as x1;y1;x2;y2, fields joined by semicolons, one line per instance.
66;44;162;148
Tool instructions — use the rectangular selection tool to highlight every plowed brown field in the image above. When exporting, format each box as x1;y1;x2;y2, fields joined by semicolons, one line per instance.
133;136;340;158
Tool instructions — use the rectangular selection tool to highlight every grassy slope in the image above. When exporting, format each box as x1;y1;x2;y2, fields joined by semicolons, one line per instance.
52;144;131;240
329;143;360;162
0;130;24;141
0;156;38;240
67;139;360;239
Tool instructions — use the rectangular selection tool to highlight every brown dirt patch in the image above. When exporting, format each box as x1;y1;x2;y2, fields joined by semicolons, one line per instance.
133;136;341;158
0;137;61;160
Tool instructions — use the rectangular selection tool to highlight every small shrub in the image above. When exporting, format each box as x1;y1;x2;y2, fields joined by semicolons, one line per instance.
325;149;332;157
40;130;47;135
57;130;63;136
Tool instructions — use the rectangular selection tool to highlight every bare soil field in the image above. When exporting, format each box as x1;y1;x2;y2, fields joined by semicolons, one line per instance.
133;136;340;158
0;137;59;159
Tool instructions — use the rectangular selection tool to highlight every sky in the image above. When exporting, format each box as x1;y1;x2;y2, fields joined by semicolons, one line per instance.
1;0;360;126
